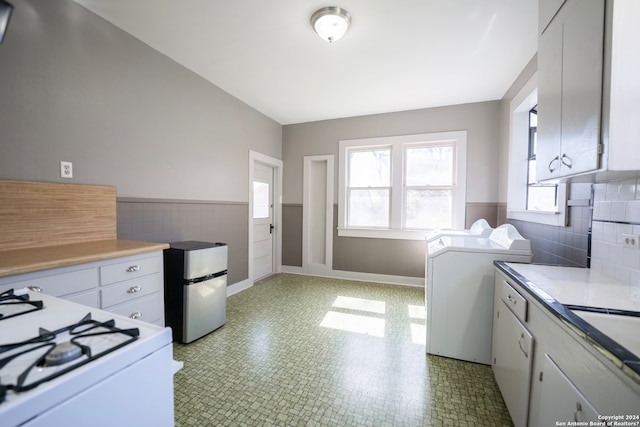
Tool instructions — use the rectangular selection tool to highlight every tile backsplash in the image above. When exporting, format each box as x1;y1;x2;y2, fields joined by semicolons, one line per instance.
507;183;592;268
591;178;640;285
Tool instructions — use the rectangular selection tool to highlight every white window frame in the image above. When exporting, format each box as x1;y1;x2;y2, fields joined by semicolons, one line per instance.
338;131;467;240
507;73;567;226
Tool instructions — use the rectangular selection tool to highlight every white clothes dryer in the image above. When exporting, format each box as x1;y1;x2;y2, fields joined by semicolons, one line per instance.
425;218;493;243
425;224;532;365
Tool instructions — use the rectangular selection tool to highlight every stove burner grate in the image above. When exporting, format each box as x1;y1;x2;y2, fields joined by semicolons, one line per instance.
0;289;44;321
0;313;140;404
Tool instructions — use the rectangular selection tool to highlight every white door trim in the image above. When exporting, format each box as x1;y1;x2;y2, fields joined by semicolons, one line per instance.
249;150;283;283
302;155;334;275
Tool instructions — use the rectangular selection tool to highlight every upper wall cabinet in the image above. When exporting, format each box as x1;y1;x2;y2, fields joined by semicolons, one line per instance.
537;0;604;181
539;0;566;34
536;0;640;182
602;0;640;170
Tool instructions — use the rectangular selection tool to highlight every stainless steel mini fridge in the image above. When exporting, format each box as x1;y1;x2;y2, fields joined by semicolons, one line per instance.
163;241;228;343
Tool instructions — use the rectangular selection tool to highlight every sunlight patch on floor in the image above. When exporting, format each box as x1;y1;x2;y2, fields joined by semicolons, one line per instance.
320;311;386;337
408;304;426;320
332;295;386;314
410;323;426;345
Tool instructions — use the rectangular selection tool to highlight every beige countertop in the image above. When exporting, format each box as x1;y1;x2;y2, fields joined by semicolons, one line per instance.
0;239;169;277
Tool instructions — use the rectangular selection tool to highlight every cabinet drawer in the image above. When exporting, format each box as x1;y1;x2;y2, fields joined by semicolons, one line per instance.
100;255;162;285
501;280;528;323
65;290;99;308
108;292;164;324
10;268;98;298
100;274;162;309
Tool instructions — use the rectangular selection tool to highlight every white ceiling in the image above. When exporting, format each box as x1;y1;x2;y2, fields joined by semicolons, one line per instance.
74;0;538;125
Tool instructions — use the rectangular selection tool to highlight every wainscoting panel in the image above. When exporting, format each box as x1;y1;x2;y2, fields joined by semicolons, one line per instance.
117;199;248;285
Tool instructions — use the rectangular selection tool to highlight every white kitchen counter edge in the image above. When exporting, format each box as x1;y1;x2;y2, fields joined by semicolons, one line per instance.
496;261;640;385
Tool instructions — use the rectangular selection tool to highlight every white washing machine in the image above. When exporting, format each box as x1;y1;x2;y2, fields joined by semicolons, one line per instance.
425;224;532;365
425;218;493;243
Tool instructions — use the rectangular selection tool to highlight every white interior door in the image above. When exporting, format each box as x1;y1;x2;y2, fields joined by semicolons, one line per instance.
303;155;334;275
253;162;274;281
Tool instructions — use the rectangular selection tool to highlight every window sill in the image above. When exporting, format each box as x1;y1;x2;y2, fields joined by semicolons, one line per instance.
507;209;567;227
337;227;430;241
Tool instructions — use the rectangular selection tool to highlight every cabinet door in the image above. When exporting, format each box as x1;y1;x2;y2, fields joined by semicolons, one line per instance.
539;0;567;34
537;11;564;181
559;0;604;177
537;0;605;181
607;0;640;170
538;354;600;424
492;301;534;427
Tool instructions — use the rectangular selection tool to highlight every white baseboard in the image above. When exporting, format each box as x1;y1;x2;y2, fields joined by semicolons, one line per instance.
226;278;253;297
226;268;423;298
280;266;424;287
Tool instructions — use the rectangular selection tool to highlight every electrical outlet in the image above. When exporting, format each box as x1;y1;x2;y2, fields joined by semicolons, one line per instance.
622;234;639;249
60;161;73;179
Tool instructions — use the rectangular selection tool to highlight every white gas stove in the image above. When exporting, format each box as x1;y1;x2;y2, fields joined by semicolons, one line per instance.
0;289;174;427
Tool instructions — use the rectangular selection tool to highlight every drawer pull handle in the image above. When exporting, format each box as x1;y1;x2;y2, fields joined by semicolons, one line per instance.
27;286;43;293
518;333;529;358
126;265;141;273
507;294;517;304
130;311;142;319
127;285;142;294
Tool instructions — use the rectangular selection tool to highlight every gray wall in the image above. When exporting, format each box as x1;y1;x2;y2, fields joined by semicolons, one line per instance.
283;102;501;204
282;102;501;277
0;0;282;284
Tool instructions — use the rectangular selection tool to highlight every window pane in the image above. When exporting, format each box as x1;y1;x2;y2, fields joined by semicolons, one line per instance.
529;108;537;127
528;159;537;184
405;189;452;229
527;186;556;211
348;189;389;227
405;145;453;186
253;181;269;219
349;149;390;187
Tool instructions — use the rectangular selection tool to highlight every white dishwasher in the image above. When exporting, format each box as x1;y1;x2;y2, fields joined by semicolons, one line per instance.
425;224;532;365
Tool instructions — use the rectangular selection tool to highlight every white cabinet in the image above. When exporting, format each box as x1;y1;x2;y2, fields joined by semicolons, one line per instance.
0;251;165;326
99;252;165;325
603;0;640;170
492;280;534;427
0;267;99;307
537;354;600;425
493;267;640;427
539;0;566;34
537;0;640;181
537;0;605;181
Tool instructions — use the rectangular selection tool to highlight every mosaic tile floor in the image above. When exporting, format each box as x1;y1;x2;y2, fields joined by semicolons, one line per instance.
173;274;513;426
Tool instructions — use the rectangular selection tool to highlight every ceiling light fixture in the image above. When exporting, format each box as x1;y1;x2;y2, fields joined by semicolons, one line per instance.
0;0;13;44
310;7;351;43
